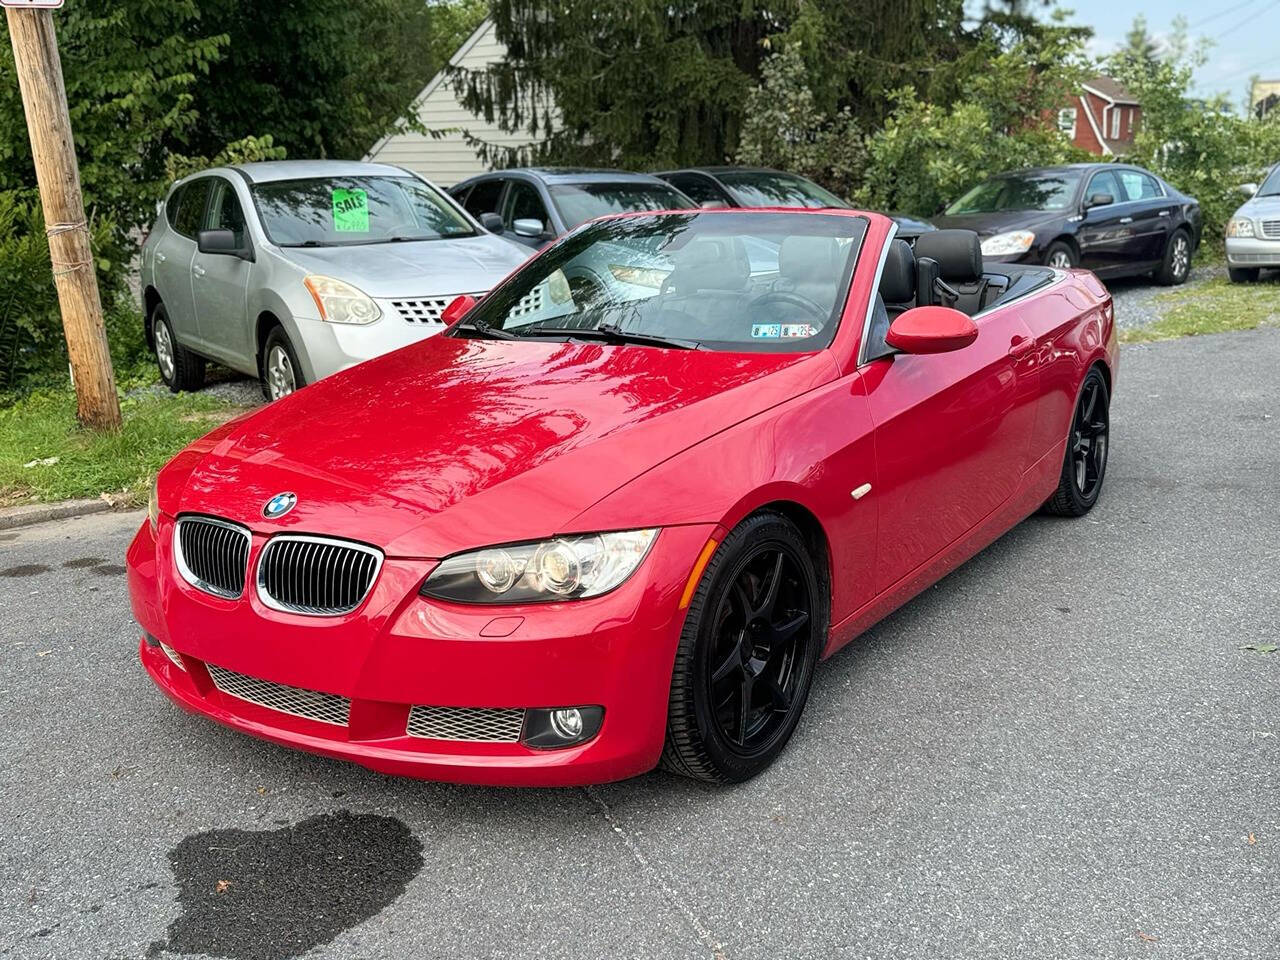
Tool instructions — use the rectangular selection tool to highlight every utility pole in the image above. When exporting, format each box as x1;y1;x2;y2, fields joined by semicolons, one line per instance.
5;2;121;431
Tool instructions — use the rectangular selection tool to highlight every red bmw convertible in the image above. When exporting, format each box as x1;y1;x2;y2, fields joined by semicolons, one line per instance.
127;209;1116;786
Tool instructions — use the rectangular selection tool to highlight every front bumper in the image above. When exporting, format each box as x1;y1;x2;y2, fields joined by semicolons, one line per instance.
1225;236;1280;268
127;517;714;786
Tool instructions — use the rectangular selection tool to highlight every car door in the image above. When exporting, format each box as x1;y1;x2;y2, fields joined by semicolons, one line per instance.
861;301;1040;593
1115;168;1173;265
153;178;210;346
191;177;255;370
1076;170;1136;275
501;179;554;250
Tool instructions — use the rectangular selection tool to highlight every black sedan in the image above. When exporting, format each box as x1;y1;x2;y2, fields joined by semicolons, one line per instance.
653;165;935;240
932;163;1201;284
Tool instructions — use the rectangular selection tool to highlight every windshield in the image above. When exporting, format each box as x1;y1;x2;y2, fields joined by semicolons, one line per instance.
1258;165;1280;197
451;211;866;353
716;171;849;209
251;176;475;246
549;182;697;229
946;171;1083;214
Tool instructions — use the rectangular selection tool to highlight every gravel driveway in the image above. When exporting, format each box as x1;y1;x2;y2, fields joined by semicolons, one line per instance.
1103;263;1225;331
2;327;1278;960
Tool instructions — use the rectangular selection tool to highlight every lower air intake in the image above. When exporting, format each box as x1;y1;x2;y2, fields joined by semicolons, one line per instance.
406;706;525;742
206;663;350;727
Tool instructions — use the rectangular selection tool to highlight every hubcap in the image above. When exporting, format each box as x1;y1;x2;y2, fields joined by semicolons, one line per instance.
267;345;296;400
706;545;813;752
1172;236;1189;279
1049;250;1072;269
155;321;175;381
1071;377;1108;500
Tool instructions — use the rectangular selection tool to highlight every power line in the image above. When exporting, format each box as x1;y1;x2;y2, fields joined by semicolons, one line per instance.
1214;0;1280;41
1187;0;1254;30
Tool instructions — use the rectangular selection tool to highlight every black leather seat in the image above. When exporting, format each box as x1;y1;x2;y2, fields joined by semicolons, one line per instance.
912;229;989;315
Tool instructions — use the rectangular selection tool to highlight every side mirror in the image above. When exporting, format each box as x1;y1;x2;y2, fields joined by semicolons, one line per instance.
1238;183;1259;198
885;305;978;355
197;228;248;259
440;294;478;326
1085;192;1114;209
479;211;503;233
513;218;545;239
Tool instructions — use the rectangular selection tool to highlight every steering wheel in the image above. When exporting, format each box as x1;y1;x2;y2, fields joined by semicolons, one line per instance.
749;290;828;322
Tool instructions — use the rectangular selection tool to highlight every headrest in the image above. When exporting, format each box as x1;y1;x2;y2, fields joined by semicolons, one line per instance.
669;238;749;291
878;238;915;303
780;235;841;284
913;229;982;282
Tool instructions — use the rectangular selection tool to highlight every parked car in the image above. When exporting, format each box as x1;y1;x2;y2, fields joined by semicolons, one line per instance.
931;163;1201;284
129;208;1117;787
652;165;935;239
1226;163;1280;282
140;160;527;400
448;168;697;251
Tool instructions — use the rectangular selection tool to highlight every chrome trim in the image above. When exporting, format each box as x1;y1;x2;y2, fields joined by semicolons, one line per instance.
856;221;898;367
255;533;384;617
173;515;252;600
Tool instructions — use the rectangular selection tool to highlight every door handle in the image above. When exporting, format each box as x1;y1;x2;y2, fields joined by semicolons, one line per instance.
1009;336;1036;358
192;264;206;278
1118;216;1133;224
1158;210;1170;217
155;251;166;263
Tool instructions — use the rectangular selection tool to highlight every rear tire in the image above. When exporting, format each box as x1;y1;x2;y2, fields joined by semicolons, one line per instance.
1156;229;1192;285
152;303;204;394
1043;367;1110;517
260;327;306;401
1228;267;1259;284
661;512;826;784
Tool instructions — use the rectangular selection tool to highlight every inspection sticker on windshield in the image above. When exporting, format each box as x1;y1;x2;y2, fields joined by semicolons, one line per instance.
782;324;817;338
332;188;369;232
751;324;781;339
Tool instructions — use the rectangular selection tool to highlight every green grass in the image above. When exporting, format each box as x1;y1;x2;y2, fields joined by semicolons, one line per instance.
1121;274;1280;343
0;385;251;507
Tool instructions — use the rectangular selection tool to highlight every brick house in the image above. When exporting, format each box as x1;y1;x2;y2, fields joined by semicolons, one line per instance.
1056;76;1141;157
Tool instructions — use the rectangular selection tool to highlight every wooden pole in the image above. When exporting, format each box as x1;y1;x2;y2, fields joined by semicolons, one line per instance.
6;6;120;431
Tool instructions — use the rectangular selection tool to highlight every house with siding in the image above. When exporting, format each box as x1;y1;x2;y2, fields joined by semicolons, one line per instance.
365;20;547;186
1055;76;1141;157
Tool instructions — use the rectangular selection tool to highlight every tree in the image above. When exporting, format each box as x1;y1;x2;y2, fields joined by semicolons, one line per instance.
1110;15;1161;73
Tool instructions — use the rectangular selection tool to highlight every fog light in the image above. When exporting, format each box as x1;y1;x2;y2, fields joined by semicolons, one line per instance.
550;708;583;739
521;705;604;749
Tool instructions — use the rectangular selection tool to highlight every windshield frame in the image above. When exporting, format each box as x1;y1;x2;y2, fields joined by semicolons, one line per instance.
945;170;1085;215
249;174;478;248
449;210;868;354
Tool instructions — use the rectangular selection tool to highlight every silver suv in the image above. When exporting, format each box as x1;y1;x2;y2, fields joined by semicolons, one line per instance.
140;160;527;398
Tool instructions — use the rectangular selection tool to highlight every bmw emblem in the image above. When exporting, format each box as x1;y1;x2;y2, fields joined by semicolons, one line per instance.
262;492;297;519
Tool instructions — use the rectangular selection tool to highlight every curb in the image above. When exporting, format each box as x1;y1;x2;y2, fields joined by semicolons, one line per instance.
0;498;123;531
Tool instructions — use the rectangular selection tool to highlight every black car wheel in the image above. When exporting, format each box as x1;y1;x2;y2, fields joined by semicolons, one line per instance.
1228;267;1259;284
1043;366;1110;517
1044;241;1076;270
662;512;826;783
152;303;205;394
1157;229;1192;285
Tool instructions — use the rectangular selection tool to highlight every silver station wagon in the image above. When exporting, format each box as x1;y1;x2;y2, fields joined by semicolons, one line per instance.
140;160;528;399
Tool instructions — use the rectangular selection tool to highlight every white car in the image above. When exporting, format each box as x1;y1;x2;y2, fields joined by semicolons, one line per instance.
1226;164;1280;283
140;160;527;398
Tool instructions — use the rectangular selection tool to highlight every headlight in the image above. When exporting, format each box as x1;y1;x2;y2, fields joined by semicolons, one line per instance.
421;529;658;603
1226;217;1255;238
303;275;381;324
147;476;160;533
980;231;1036;256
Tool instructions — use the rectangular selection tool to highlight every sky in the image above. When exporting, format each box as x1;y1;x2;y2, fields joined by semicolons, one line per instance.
995;0;1279;108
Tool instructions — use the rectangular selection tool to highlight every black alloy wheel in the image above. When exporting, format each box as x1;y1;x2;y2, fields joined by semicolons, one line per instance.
663;512;825;783
1043;366;1110;516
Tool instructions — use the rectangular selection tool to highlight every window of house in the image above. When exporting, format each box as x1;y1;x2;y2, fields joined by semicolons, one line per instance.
1110;109;1121;139
1057;107;1078;139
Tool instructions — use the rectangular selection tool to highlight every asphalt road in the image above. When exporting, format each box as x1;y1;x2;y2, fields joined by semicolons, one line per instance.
2;328;1278;960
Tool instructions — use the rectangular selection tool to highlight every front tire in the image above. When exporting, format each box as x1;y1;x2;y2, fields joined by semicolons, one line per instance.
1043;367;1110;517
1044;241;1076;270
1157;229;1192;285
260;327;306;401
1228;267;1259;284
662;512;826;784
152;303;204;394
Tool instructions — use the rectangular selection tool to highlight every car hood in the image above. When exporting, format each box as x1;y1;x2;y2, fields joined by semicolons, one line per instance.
1238;194;1280;218
162;336;833;558
930;210;1065;237
277;234;528;298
